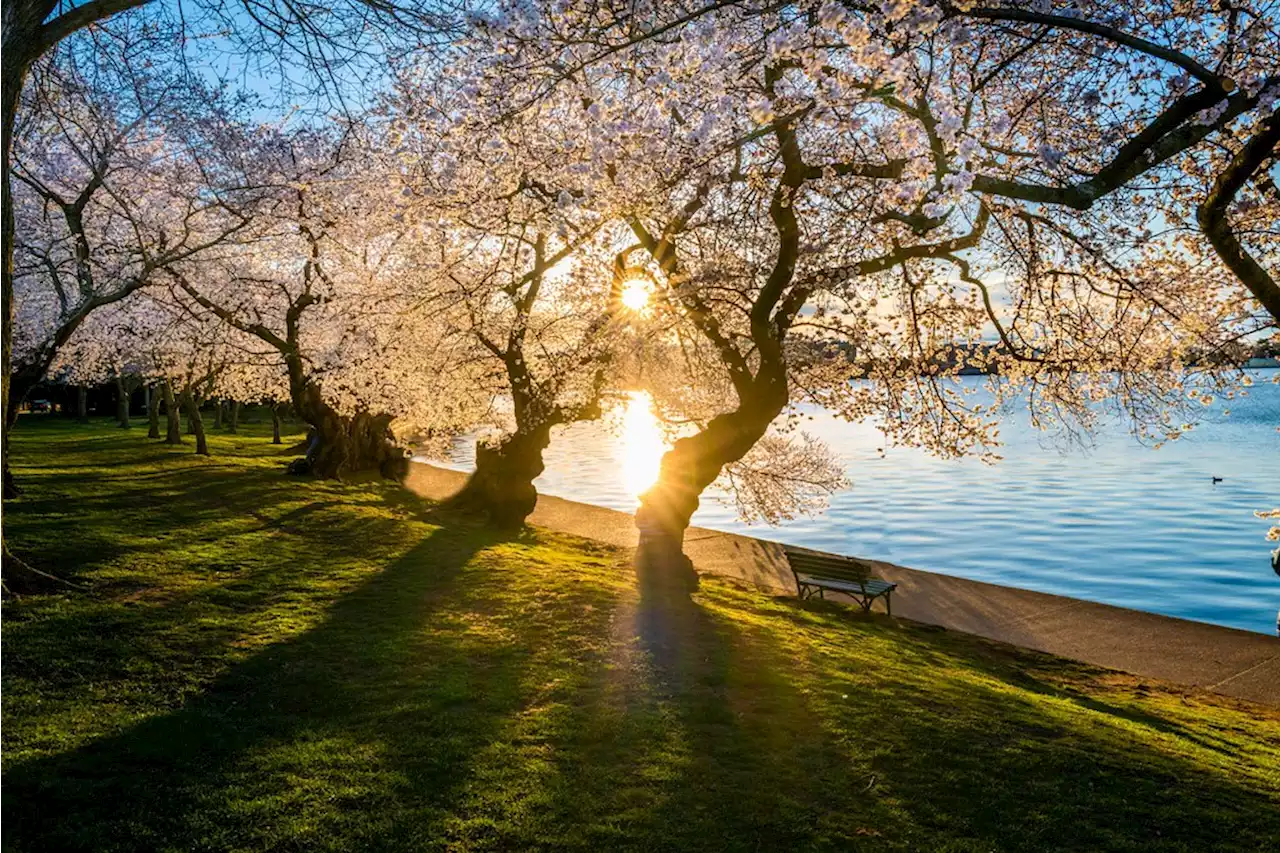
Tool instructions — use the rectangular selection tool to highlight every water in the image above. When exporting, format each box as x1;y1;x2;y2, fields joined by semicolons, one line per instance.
430;374;1280;635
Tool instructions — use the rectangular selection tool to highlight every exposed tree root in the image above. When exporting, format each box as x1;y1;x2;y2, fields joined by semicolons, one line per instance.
1;543;82;596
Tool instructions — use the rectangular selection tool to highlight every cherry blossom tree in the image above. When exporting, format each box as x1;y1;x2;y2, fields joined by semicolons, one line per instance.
169;125;481;480
383;71;638;523
450;0;1278;547
6;40;256;493
2;0;470;516
427;219;625;525
942;2;1280;322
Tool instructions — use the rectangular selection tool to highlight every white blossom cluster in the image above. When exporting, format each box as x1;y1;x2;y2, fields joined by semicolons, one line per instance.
11;0;1278;523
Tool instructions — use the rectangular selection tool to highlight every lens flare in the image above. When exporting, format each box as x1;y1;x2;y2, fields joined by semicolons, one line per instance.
619;390;666;501
620;277;652;312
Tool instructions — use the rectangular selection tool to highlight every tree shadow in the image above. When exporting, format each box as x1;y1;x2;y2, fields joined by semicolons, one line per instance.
6;533;1279;852
5;426;1279;851
536;546;905;849
745;597;1280;851
2;523;553;851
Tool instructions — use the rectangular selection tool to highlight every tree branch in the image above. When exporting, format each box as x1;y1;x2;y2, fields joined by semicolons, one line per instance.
1197;109;1280;322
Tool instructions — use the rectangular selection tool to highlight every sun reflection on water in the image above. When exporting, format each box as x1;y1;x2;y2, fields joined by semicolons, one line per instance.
617;390;667;501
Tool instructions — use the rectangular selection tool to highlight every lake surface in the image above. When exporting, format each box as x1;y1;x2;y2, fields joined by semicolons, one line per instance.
432;374;1280;635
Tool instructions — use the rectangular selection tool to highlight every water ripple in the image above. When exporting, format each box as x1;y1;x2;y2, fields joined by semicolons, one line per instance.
433;374;1280;634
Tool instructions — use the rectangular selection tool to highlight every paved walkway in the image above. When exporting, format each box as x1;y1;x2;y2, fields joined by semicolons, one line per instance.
405;463;1279;707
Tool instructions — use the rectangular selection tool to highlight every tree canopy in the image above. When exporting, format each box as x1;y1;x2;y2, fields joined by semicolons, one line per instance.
5;0;1278;536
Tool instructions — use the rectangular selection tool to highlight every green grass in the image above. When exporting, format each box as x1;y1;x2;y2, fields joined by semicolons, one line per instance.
3;415;1279;852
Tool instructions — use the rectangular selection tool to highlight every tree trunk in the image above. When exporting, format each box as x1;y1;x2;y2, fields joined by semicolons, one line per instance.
448;421;555;527
228;400;240;434
180;389;209;456
161;381;182;444
213;399;223;429
2;42;74;572
2;25;33;506
303;410;406;480
146;384;160;438
0;445;14;499
286;376;406;481
0;0;153;546
77;386;89;424
271;404;282;444
115;374;131;429
636;375;787;545
2;368;39;499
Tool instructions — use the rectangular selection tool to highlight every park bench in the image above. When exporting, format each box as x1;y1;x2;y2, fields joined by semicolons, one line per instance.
783;546;897;616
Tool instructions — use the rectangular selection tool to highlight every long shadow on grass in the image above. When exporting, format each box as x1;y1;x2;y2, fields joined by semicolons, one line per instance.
509;543;1280;853
497;547;905;852
2;522;539;852
4;427;444;706
5;445;369;586
12;530;1278;852
6;421;1279;853
750;600;1280;852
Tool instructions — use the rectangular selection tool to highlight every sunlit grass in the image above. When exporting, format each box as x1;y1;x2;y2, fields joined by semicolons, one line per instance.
3;415;1279;852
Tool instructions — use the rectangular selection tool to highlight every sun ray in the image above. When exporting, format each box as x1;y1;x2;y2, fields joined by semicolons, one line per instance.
620;277;652;313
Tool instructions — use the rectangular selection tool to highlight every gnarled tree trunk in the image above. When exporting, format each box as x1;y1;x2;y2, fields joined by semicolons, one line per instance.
289;379;406;481
228;400;240;434
271;403;283;444
636;371;787;546
169;272;406;481
449;421;556;528
77;386;89;424
213;399;223;429
180;389;208;455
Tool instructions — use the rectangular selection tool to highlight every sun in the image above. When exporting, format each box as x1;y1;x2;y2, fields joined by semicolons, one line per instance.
619;276;652;312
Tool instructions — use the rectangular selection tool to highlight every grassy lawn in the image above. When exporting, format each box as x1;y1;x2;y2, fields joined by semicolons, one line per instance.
3;416;1279;852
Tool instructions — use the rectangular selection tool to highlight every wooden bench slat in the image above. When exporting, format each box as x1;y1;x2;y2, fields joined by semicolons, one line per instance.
783;546;897;615
795;575;895;596
787;557;871;569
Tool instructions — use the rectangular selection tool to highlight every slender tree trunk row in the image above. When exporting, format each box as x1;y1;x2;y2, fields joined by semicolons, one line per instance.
146;385;160;438
161;381;182;444
180;390;208;456
115;374;131;429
